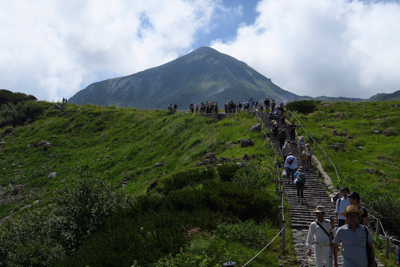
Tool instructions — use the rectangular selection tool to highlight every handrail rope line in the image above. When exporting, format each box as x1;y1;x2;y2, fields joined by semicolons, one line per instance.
288;109;400;245
242;226;286;267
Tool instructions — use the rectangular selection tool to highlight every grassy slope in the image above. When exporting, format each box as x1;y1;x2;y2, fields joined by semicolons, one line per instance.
0;103;297;266
289;101;400;194
0;104;265;214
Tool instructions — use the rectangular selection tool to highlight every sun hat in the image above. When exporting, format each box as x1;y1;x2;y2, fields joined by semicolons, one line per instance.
314;206;326;213
340;205;364;217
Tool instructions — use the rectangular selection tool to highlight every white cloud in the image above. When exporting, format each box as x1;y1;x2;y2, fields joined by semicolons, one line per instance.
0;0;216;101
211;0;400;98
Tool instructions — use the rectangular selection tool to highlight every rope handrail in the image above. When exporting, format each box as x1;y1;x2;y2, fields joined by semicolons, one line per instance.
242;226;286;267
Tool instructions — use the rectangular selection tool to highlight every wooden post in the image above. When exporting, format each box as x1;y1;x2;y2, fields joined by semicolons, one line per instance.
282;220;286;254
339;182;342;200
385;235;389;258
376;218;380;235
327;153;329;169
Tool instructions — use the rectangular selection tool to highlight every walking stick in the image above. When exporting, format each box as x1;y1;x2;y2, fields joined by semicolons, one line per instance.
329;215;334;267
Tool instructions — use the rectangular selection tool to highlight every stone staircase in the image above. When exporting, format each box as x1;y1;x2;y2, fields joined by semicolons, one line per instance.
258;113;384;267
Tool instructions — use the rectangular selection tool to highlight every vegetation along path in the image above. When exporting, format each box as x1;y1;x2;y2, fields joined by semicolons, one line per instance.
258;113;384;267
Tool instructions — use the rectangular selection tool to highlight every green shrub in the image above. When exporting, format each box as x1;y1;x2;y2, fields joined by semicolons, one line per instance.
217;219;269;248
232;161;270;189
217;164;240;182
285;100;319;114
159;169;216;193
0;167;129;266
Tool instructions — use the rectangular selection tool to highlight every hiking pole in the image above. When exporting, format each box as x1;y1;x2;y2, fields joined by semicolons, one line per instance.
329;215;334;267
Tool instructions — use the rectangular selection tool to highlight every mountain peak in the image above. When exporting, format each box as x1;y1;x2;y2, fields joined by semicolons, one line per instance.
69;47;297;108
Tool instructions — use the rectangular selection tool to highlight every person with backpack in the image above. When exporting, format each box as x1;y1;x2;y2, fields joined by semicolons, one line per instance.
335;187;350;228
294;166;306;202
333;205;376;267
305;143;314;169
238;101;242;112
307;206;336;267
284;152;297;184
173;103;177;114
278;128;287;149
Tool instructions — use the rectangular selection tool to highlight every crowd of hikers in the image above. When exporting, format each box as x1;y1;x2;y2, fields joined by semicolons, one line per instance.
166;97;286;115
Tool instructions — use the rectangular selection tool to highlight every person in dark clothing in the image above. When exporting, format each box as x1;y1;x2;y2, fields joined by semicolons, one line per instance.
290;121;296;141
273;123;278;138
264;97;270;113
278;128;287;150
348;192;368;226
271;100;276;113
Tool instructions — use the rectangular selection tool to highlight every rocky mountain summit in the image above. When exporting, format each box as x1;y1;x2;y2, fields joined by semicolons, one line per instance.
69;46;298;108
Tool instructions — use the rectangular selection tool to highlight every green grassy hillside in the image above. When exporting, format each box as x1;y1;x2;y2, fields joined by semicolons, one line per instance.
287;100;400;234
0;103;296;266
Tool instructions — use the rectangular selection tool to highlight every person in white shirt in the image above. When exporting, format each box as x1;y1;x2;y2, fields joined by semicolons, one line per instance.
335;187;350;228
307;206;336;267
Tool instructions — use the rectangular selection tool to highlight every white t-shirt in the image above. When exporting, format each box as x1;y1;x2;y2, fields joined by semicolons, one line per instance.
335;197;350;220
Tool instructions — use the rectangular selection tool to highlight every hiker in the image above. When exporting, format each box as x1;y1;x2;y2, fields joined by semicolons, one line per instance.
298;136;306;155
281;141;291;163
301;150;307;170
195;103;199;113
249;98;253;111
173;103;177;114
264;97;270;113
284;152;297;184
397;243;400;266
278;128;287;150
273;123;278;138
335;187;350;227
333;205;376;267
238;101;242;112
290;121;296;141
215;101;219;114
278;102;284;114
271;100;276;112
294;166;306;202
306;206;335;267
348;192;368;226
305;143;313;169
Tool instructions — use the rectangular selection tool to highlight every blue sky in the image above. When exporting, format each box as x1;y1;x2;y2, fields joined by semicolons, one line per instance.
1;0;400;101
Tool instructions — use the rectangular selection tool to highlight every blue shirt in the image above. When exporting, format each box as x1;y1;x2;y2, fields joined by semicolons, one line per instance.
398;244;400;263
333;224;373;267
284;155;298;169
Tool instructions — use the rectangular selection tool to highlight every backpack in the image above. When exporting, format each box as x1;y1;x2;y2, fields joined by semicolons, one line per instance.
299;173;305;183
288;157;294;165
